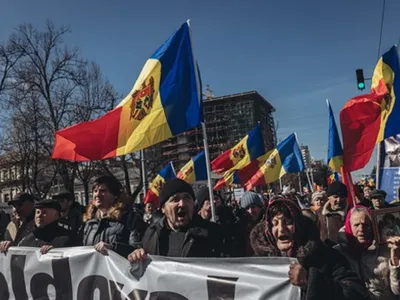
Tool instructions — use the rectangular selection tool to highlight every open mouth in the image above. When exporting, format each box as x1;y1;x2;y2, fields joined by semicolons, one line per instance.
177;210;186;218
278;235;291;243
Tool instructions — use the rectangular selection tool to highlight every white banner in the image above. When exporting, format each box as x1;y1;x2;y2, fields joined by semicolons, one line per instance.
0;246;300;300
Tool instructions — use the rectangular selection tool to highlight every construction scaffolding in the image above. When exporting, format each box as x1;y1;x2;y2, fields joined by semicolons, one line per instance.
147;91;276;169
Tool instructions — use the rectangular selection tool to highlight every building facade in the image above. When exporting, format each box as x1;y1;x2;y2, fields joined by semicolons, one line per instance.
146;91;276;169
0;161;141;205
300;145;312;169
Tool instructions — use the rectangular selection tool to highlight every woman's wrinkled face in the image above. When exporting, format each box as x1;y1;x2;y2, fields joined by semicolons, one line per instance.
350;211;372;244
271;213;295;252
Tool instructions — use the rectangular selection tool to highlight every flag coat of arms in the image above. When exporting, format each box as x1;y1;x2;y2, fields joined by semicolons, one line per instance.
211;124;264;174
213;156;267;191
245;133;304;190
144;162;176;208
52;22;202;161
177;151;207;184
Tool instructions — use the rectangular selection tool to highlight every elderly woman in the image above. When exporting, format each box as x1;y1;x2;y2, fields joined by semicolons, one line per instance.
250;196;368;300
334;205;400;299
310;190;327;212
82;175;147;257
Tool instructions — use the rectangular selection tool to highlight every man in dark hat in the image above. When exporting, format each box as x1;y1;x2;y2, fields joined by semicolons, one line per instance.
0;193;35;252
370;189;388;210
128;178;225;263
53;191;82;234
316;181;348;246
1;199;80;254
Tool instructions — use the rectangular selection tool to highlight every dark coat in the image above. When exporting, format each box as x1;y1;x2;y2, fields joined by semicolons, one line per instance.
316;201;347;247
18;221;80;248
0;211;10;241
82;209;147;257
143;215;224;257
250;221;370;300
4;213;35;245
58;203;83;234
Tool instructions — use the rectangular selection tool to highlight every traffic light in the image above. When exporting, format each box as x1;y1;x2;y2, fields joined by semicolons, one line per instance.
356;69;365;90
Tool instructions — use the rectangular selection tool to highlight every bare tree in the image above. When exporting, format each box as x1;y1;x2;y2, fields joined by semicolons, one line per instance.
1;91;58;198
1;21;138;201
74;62;119;204
4;21;86;195
0;40;25;97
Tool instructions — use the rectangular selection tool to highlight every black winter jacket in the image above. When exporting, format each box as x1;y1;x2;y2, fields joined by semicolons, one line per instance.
143;215;225;257
58;203;83;234
250;222;370;300
18;221;80;248
82;209;147;257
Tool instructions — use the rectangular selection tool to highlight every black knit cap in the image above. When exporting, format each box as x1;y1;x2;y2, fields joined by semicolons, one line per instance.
159;178;195;208
34;199;61;212
196;186;221;210
327;181;348;197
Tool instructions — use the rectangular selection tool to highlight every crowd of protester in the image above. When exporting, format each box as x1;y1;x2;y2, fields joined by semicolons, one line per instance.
1;174;400;299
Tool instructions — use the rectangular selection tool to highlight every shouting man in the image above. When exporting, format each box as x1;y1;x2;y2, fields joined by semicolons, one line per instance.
128;179;225;262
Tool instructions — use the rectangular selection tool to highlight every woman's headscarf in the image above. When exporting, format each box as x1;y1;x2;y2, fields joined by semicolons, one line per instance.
344;204;373;256
264;196;305;257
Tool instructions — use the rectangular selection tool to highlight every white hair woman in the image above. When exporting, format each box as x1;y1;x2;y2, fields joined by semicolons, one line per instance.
334;205;400;300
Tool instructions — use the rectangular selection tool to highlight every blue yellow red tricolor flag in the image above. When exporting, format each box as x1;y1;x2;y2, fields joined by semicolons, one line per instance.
327;172;340;185
245;133;305;190
52;22;202;161
340;46;400;171
327;100;343;172
214;171;240;191
211;124;265;174
144;162;176;208
214;156;267;190
177;151;207;184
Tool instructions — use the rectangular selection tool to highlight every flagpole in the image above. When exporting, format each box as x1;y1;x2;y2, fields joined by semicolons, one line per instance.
376;143;381;188
298;172;302;193
294;131;313;193
309;168;315;190
346;170;357;207
140;150;147;197
201;123;217;222
187;20;216;222
306;171;314;193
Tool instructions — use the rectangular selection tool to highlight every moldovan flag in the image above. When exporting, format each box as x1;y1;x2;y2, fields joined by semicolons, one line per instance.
245;133;305;190
327;172;340;185
211;124;265;174
327;100;343;172
214;158;265;190
214;171;240;190
340;45;400;171
144;162;176;208
177;151;207;184
52;22;202;161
